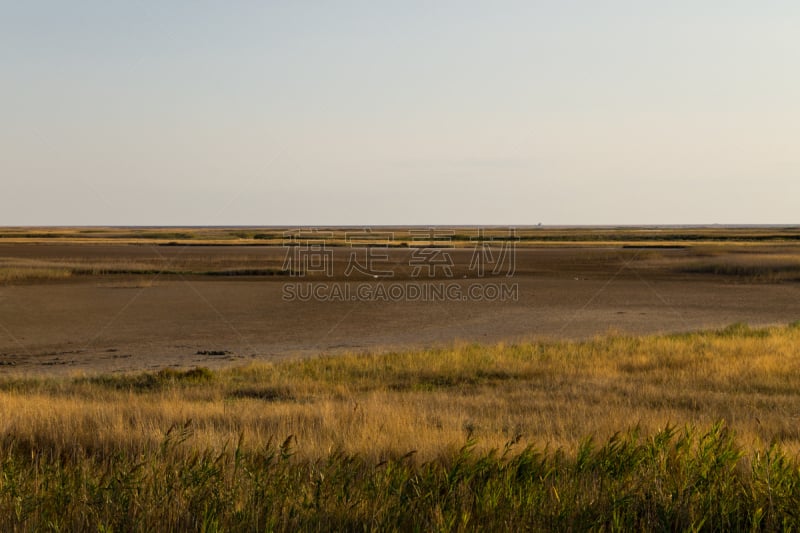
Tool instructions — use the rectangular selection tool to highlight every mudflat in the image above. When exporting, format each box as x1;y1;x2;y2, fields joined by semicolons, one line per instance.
1;234;799;375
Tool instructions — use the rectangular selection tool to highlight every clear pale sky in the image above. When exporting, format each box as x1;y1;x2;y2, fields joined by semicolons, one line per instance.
3;2;799;225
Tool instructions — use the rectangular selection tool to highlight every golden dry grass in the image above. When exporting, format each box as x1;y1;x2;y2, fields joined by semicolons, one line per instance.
676;253;800;281
0;267;72;283
0;256;288;283
1;323;800;463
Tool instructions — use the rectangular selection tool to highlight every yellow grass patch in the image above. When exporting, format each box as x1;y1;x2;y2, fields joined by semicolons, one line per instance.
2;323;800;462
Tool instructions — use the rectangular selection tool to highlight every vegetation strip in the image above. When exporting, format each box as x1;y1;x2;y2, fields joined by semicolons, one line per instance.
1;323;800;529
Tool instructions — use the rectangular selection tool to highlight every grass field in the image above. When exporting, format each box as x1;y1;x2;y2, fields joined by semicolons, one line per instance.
2;323;800;529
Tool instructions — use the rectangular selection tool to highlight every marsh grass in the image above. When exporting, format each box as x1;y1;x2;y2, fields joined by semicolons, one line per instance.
2;422;799;531
0;257;289;284
678;253;800;281
0;267;72;283
94;278;159;289
2;324;800;529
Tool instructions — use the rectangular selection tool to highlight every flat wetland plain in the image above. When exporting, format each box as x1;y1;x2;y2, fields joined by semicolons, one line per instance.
2;226;800;529
2;226;800;374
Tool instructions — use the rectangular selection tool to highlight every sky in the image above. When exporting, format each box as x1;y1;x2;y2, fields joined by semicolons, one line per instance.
2;1;799;226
